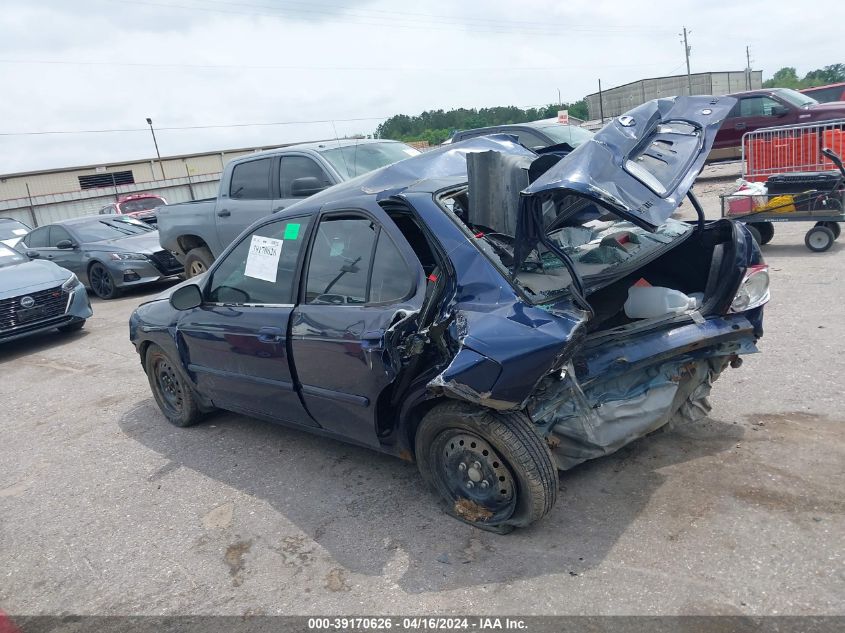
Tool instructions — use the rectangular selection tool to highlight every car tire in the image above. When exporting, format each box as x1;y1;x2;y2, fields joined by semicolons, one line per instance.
88;262;120;299
749;221;774;245
415;401;558;532
57;320;85;333
805;226;835;252
144;343;203;427
815;221;841;240
184;247;214;279
744;223;763;246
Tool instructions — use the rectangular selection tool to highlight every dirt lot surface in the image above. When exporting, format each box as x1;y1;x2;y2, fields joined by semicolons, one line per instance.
1;170;843;616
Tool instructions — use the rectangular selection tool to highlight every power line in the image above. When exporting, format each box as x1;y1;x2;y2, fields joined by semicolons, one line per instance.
110;0;676;37
0;117;389;137
0;58;676;73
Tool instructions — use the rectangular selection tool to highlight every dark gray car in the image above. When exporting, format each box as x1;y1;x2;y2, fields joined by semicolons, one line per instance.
17;215;183;299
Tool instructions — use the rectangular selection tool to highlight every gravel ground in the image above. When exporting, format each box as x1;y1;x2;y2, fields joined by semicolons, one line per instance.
1;174;843;617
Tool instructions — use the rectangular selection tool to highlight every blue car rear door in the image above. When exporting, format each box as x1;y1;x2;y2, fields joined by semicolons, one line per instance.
289;202;426;447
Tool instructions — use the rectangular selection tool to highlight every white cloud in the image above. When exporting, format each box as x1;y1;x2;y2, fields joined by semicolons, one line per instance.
0;0;841;172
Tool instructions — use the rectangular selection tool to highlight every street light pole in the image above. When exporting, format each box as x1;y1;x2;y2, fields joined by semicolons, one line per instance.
146;117;165;180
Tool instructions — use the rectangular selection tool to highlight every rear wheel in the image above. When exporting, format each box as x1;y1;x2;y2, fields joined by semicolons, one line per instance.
89;262;120;299
144;343;203;427
805;226;835;252
749;221;774;245
415;401;558;532
184;247;214;278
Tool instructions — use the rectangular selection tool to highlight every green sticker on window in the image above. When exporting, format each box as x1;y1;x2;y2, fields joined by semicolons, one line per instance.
283;223;300;240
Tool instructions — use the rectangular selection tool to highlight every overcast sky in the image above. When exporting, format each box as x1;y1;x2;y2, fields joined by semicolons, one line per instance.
0;0;841;174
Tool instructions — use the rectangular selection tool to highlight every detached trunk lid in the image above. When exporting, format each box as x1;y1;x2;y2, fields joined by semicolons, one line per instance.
522;95;736;227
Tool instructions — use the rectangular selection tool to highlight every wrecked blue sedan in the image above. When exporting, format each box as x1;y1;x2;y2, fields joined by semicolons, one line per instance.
130;96;767;531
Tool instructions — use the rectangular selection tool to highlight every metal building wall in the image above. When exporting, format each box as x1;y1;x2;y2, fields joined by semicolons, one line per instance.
585;71;763;120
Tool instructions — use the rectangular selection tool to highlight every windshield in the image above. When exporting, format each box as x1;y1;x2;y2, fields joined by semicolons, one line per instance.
535;124;595;147
318;142;420;179
72;216;154;242
775;88;818;109
0;219;31;241
0;243;27;267
438;189;691;304
119;198;164;213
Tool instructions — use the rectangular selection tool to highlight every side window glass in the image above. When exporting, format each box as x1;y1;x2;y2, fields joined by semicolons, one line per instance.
280;156;331;198
305;217;376;305
515;130;547;149
369;232;413;303
206;217;309;304
26;227;50;248
229;158;271;200
48;226;72;247
739;97;780;117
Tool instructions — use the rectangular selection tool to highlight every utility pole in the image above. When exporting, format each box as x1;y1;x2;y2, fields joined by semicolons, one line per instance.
746;45;752;90
680;27;693;95
598;78;605;124
145;117;165;180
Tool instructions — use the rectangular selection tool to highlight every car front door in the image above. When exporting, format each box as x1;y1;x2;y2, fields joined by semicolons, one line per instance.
45;226;86;275
273;155;335;214
216;157;274;249
718;95;795;157
177;214;315;426
289;205;425;447
20;226;51;258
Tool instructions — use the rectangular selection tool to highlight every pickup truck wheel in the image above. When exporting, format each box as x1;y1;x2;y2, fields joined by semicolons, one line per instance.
184;247;213;278
415;401;558;532
144;343;203;427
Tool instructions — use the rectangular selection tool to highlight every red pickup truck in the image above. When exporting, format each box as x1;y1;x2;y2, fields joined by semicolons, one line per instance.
710;88;845;160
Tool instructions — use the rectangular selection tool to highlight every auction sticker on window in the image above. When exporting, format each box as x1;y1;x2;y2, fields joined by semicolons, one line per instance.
244;235;283;283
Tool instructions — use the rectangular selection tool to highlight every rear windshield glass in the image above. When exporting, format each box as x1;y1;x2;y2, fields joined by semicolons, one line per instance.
535;124;594;147
71;217;154;242
0;219;31;241
119;198;164;213
318;142;420;179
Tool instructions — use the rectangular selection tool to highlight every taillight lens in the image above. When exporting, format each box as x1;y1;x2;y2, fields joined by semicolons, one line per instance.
730;264;770;313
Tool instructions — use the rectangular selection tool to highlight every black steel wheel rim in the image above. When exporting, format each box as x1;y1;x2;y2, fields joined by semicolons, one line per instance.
91;265;112;297
430;430;516;524
153;357;184;416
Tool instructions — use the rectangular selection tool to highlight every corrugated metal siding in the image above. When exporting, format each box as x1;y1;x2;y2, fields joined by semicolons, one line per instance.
0;173;221;227
586;71;763;120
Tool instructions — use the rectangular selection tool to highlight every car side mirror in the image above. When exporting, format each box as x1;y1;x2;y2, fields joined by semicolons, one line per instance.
25;250;40;259
770;105;789;117
291;176;327;197
56;239;75;249
170;284;203;311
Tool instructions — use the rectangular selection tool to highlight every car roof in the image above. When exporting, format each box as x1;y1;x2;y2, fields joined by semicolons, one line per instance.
453;118;581;139
726;88;791;97
50;215;140;226
242;138;407;161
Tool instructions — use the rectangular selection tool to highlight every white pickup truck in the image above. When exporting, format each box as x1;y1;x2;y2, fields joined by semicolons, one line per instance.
157;139;420;277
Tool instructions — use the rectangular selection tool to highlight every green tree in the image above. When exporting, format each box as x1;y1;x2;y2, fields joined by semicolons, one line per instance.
763;67;801;89
375;100;590;144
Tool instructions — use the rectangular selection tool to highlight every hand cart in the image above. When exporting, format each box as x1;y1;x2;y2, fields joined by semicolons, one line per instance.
721;149;845;252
